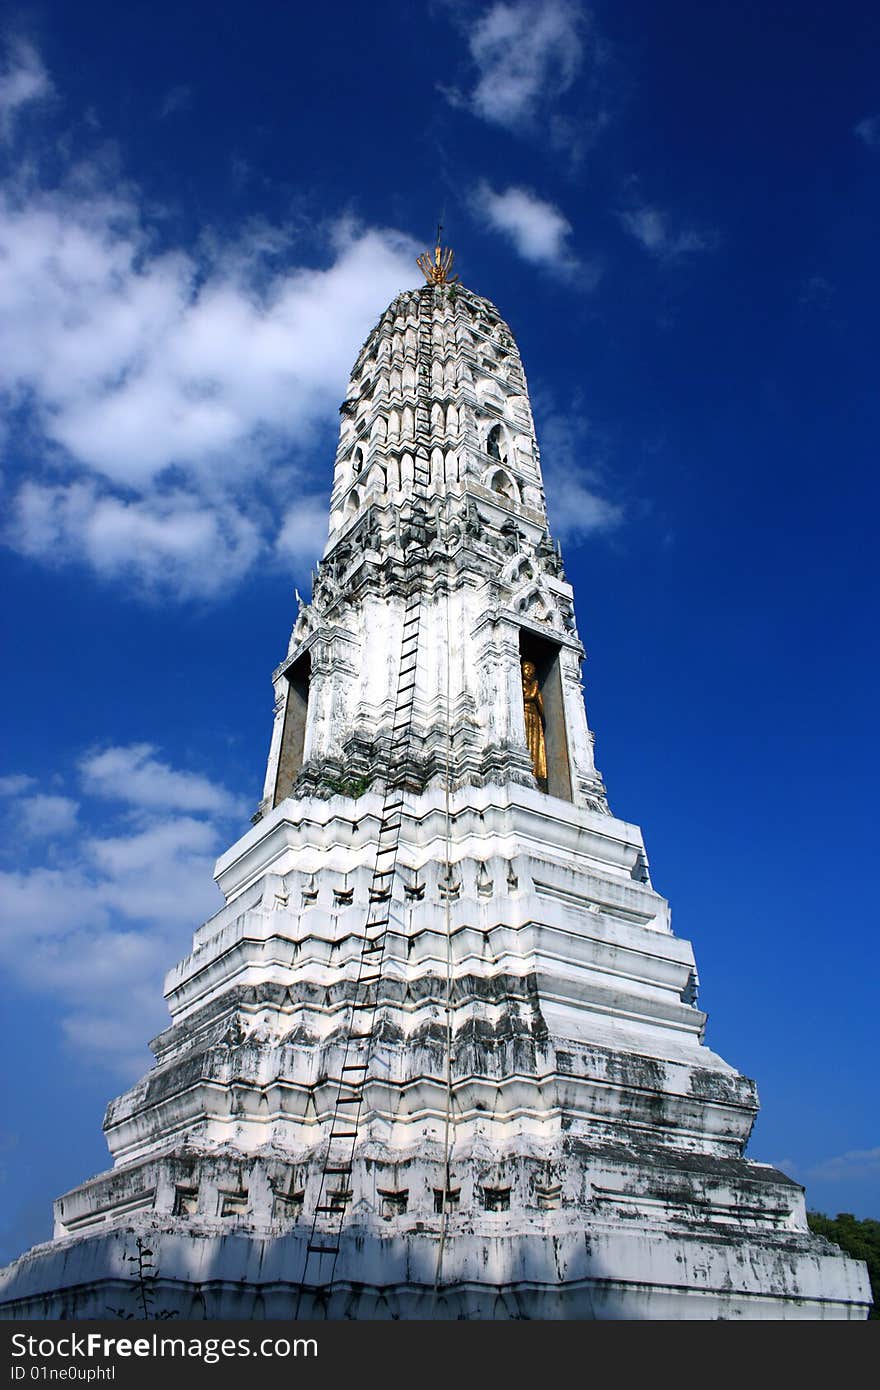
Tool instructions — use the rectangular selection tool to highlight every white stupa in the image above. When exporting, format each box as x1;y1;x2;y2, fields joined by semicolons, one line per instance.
0;245;870;1319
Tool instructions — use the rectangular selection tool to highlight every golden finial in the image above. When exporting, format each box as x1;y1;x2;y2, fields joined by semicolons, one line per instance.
417;224;459;286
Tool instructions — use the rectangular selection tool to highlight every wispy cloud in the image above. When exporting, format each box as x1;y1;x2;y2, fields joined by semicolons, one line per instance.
854;115;880;150
0;747;244;1076
443;0;600;151
806;1148;880;1182
79;743;247;816
157;84;193;120
472;181;597;283
19;794;79;838
0;39;51;139
618;203;715;260
276;495;332;566
0;774;37;796
0;41;421;601
532;402;624;542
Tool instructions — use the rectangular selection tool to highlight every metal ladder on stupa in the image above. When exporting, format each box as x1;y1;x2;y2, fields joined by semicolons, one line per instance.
297;296;438;1310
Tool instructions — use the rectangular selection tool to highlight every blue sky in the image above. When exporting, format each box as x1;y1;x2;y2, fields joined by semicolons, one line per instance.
1;0;878;1261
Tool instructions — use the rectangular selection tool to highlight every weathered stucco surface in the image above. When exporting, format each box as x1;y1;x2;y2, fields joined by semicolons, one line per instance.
0;281;869;1319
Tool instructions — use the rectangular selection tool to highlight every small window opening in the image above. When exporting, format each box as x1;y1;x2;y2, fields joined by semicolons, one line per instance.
480;1185;511;1212
173;1186;199;1216
434;1187;461;1213
272;1187;304;1221
379;1190;409;1220
219;1189;249;1218
273;651;310;807
486;423;504;461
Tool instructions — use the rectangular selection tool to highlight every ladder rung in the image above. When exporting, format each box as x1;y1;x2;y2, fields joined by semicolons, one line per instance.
315;1203;348;1214
342;1062;367;1072
335;1095;362;1105
330;1130;358;1139
323;1165;352;1175
307;1243;339;1255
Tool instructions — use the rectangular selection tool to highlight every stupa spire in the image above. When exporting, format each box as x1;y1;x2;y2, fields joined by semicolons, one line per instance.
416;224;459;286
0;271;869;1321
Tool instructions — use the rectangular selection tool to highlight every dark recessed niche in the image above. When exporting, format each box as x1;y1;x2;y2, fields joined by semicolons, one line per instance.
273;651;310;806
518;629;573;803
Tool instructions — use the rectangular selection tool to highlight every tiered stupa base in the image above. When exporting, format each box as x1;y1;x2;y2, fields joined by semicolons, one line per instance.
0;789;870;1319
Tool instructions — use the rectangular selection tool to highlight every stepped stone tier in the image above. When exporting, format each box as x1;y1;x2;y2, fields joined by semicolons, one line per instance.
1;261;870;1320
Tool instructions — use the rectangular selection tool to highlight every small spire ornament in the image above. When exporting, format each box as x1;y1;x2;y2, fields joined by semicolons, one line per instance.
417;226;459;286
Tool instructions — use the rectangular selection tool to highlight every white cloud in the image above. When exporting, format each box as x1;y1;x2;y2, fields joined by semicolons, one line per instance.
618;204;714;260
276;495;330;565
807;1148;880;1182
854;115;880;150
0;39;51;138
11;481;264;599
86;816;217;876
0;748;241;1076
455;0;587;133
0;774;36;796
535;407;624;542
79;743;246;816
0;43;422;600
157;85;193;121
472;182;597;284
0;196;417;487
19;794;79;837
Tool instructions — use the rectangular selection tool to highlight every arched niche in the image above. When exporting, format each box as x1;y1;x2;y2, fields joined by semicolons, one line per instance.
273;650;311;807
483;466;520;504
519;630;572;803
485;421;510;462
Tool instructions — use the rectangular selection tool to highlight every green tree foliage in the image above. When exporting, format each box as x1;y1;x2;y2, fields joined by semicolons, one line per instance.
807;1211;879;1318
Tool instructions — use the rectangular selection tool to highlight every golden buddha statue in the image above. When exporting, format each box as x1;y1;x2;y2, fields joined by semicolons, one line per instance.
521;659;547;789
